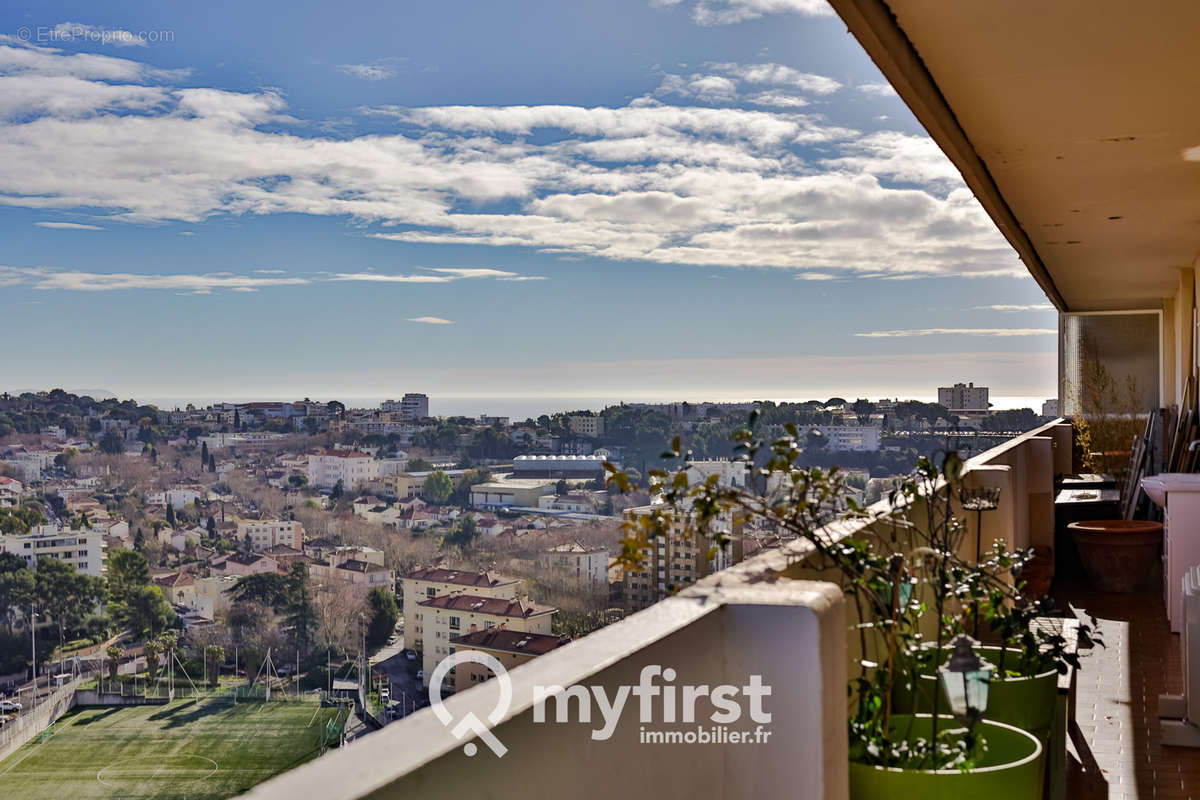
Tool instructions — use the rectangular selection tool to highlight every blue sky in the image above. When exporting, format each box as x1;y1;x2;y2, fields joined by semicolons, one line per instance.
0;1;1057;412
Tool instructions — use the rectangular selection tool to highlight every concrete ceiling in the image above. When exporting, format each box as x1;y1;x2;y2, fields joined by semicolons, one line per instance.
831;0;1200;311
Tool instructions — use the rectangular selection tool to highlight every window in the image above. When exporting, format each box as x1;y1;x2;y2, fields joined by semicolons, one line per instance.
426;587;436;598
448;616;460;630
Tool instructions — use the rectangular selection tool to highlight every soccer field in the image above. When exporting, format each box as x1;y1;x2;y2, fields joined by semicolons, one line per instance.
0;698;345;800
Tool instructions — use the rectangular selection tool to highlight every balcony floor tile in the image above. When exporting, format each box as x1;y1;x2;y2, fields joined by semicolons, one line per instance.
1058;574;1200;800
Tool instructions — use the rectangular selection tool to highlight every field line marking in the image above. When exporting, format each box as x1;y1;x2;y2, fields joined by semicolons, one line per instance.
0;708;82;776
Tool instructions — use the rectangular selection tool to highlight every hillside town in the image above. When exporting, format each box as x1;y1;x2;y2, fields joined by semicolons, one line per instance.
0;386;1052;729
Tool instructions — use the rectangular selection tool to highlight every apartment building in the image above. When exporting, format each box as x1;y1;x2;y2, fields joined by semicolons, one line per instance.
417;594;556;690
382;473;422;499
399;568;523;656
536;541;609;583
451;628;571;693
816;425;881;452
0;526;105;576
235;519;303;551
937;382;990;414
308;558;394;598
622;506;743;613
306;450;380;490
401;393;429;422
566;415;605;438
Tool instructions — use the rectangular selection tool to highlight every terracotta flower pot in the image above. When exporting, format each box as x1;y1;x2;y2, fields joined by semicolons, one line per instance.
1068;519;1162;593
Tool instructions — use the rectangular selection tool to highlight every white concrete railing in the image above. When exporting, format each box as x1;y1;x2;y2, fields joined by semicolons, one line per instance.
239;420;1070;800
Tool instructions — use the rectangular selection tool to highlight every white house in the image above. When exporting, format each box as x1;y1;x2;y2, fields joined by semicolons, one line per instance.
537;541;609;583
306;450;380;490
0;476;23;507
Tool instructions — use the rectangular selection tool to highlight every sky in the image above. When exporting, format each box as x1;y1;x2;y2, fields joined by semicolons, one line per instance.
0;0;1058;414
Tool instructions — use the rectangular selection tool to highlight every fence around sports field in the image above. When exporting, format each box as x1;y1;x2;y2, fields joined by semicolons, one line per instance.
0;678;80;763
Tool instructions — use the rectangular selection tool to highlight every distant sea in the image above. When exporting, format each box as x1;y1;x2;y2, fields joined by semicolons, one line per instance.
126;394;1054;420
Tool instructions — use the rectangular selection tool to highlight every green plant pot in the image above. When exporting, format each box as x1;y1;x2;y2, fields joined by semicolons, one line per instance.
895;646;1059;741
849;715;1044;800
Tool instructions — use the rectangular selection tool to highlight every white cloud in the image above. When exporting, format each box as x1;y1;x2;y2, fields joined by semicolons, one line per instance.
0;266;311;292
34;221;104;230
743;91;809;108
854;328;1056;338
857;82;898;97
252;269;285;274
338;63;397;81
0;46;1019;280
709;62;841;94
974;303;1055;312
407;316;453;324
659;0;833;26
794;272;837;281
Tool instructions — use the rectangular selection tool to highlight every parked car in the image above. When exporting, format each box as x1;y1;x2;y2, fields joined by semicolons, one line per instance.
0;699;21;713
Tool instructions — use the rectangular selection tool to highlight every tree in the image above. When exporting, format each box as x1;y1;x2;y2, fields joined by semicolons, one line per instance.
0;503;47;535
805;428;828;452
555;479;569;496
445;515;479;549
422;470;453;505
330;479;344;501
206;516;217;538
233;409;241;431
0;553;34;633
851;399;876;425
165;502;176;527
231;572;292;609
365;588;399;648
106;645;122;681
204;644;225;686
201;441;210;466
115;584;174;640
285;563;317;650
407;457;433;472
144;638;161;681
34;557;105;648
99;428;125;454
107;549;151;605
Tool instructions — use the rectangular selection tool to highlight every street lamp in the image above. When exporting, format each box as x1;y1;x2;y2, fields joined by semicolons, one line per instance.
939;635;992;730
30;608;38;711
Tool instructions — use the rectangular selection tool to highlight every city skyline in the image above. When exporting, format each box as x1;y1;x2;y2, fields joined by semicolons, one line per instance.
1;1;1056;402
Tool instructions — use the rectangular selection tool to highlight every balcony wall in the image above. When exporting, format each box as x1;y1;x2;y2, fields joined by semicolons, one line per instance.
239;420;1070;800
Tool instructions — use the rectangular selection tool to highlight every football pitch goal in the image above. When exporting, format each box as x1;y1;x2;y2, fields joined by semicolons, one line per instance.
0;697;348;800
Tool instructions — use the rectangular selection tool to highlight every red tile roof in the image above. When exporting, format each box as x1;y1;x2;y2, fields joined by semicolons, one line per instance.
451;628;570;655
403;567;518;588
418;594;554;618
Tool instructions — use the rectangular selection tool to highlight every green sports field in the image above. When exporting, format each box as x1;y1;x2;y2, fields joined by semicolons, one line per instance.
0;699;346;800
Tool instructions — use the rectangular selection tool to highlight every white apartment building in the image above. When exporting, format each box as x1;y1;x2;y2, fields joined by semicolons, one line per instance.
306;450;380;490
401;393;429;422
236;519;303;551
1042;399;1059;417
417;594;555;690
816;425;882;452
686;459;750;488
399;568;523;656
566;415;605;438
537;541;609;583
1;526;105;576
937;382;991;414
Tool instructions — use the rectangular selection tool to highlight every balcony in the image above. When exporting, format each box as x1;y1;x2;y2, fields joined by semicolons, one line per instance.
235;418;1154;800
240;1;1200;797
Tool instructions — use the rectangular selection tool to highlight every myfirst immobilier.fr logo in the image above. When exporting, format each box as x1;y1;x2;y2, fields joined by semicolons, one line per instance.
430;652;773;758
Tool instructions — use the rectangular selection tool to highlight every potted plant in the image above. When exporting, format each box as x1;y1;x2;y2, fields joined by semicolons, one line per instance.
606;414;1087;797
